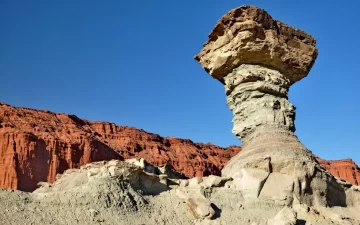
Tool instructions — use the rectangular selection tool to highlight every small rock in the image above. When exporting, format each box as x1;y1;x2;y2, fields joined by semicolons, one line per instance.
189;177;203;187
89;209;99;218
201;175;232;188
159;174;168;185
87;168;100;177
267;206;297;225
179;179;189;187
187;196;215;220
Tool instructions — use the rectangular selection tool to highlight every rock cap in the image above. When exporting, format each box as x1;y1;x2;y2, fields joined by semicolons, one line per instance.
195;5;318;84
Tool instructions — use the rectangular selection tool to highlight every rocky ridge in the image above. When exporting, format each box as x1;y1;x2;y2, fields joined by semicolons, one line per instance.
1;102;359;193
316;157;360;186
0;101;240;192
1;159;359;225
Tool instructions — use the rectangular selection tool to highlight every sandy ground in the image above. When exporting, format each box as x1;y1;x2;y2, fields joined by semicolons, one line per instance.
0;160;359;225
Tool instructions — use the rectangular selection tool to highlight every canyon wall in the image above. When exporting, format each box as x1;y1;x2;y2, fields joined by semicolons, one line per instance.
316;157;360;186
0;102;239;191
0;102;358;191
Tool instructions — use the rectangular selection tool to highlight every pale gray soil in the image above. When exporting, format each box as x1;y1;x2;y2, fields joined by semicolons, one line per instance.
0;160;359;225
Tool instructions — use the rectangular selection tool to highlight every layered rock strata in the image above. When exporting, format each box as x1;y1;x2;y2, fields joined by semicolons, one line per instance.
195;5;356;208
317;157;360;186
0;102;240;191
1;159;359;225
1;101;359;193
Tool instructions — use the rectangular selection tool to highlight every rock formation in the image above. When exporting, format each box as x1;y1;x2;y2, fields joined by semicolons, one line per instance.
1;101;359;193
1;101;360;193
317;157;360;186
0;102;240;191
1;159;360;225
195;5;358;208
1;6;360;224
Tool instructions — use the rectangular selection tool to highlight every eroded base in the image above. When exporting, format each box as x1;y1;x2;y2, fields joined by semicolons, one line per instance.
0;159;360;225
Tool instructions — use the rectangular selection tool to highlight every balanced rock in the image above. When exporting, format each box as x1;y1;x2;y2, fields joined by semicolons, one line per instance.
194;5;317;84
195;5;356;208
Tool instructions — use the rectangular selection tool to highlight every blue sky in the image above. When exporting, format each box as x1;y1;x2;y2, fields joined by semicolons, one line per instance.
1;1;359;164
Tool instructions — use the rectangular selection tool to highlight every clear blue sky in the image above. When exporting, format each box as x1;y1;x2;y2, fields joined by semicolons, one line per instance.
1;1;359;164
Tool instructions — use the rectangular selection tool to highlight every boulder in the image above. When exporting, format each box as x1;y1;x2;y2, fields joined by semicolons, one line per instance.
201;175;232;188
267;207;297;225
187;196;215;220
259;173;294;205
231;168;269;199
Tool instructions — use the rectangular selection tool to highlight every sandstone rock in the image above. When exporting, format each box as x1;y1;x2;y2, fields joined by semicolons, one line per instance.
188;177;204;187
178;179;190;187
259;172;294;205
125;158;184;179
232;168;269;199
125;158;147;169
159;174;168;185
317;157;360;186
194;5;317;84
1;158;359;225
345;185;360;207
0;102;240;191
1;4;360;225
34;160;149;212
267;206;297;225
201;175;232;188
187;196;215;220
175;186;216;220
0;102;358;192
195;4;351;207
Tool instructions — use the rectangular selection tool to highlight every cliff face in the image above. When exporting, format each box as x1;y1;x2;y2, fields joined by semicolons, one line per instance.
0;102;359;192
316;157;360;186
0;102;240;192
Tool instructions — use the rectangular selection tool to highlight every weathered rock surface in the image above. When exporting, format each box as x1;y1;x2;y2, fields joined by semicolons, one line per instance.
267;206;297;225
0;160;194;225
195;4;358;209
1;159;359;225
0;101;359;192
0;4;359;225
0;102;240;192
194;5;318;84
317;157;360;186
232;168;269;199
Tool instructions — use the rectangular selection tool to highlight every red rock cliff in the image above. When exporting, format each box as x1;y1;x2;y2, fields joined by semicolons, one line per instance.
0;102;240;191
316;157;360;186
0;102;359;191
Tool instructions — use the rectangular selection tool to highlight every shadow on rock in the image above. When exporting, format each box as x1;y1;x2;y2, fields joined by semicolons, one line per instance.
296;219;306;225
210;203;222;219
326;177;347;207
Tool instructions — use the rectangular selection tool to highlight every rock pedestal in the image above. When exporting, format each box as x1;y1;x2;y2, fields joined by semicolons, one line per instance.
195;5;350;207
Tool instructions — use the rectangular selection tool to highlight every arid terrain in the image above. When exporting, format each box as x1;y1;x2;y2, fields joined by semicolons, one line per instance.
1;102;359;192
0;101;240;192
1;4;360;225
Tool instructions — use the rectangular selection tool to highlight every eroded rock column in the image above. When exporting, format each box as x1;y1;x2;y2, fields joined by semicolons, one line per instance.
225;64;295;143
195;5;348;207
221;64;316;177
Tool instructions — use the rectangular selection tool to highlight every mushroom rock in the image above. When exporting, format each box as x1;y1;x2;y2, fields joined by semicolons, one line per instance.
195;5;354;207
